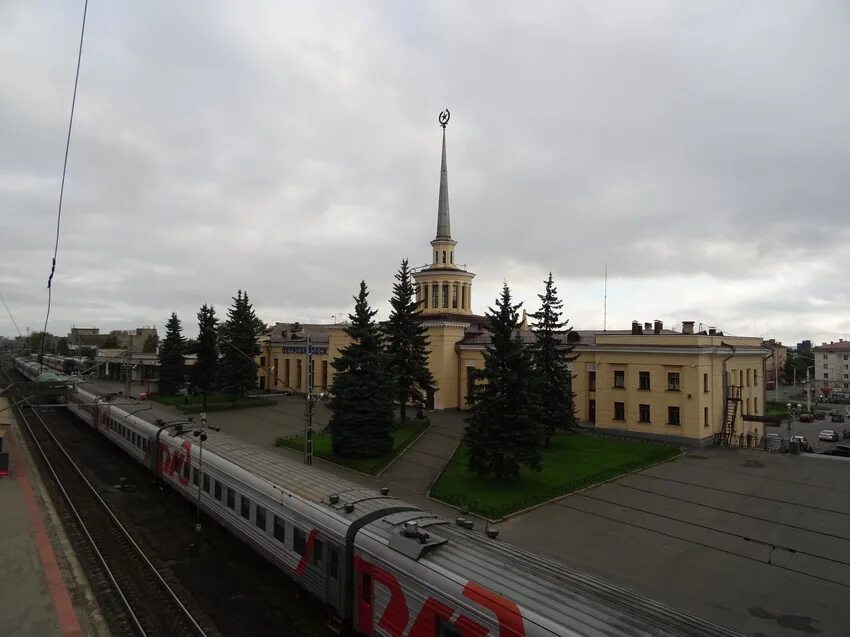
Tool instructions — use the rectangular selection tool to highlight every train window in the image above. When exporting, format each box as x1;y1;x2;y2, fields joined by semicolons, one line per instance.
312;539;324;566
192;467;199;486
214;481;222;501
203;474;210;493
436;618;462;637
273;516;285;543
240;496;250;520
226;487;235;509
182;459;190;482
255;505;266;531
361;573;372;603
294;528;307;555
329;549;339;579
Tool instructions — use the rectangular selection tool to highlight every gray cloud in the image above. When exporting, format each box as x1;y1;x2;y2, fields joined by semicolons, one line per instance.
2;1;850;346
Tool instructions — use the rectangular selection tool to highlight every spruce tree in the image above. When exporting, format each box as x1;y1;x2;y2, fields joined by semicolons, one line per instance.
530;273;578;444
385;259;436;422
219;290;262;401
465;283;542;479
328;281;394;458
158;313;186;396
192;304;219;407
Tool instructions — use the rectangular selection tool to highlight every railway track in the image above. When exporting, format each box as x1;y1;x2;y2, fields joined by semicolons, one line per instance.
3;366;213;637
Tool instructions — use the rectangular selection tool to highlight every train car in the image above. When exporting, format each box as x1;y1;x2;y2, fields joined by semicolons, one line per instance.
56;379;742;637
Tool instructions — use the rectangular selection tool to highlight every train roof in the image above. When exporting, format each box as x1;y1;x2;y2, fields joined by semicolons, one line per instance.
184;431;740;636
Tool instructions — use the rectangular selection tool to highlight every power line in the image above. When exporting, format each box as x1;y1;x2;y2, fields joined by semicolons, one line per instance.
39;0;89;373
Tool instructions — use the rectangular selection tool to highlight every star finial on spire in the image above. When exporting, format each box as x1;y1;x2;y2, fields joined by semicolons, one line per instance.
439;109;450;129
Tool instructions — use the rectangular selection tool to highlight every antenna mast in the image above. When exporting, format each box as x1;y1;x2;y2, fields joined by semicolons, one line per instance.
603;262;608;332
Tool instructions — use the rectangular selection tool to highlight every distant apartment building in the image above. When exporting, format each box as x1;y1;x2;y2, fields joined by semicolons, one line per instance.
762;339;788;387
110;327;158;353
812;340;850;391
796;340;812;354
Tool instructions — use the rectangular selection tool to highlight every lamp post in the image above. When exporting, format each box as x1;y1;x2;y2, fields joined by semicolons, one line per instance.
806;366;814;412
786;402;802;437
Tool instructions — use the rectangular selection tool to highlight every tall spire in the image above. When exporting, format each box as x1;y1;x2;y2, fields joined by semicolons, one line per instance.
436;109;451;240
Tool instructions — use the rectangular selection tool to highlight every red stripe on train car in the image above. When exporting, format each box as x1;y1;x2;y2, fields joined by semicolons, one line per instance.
463;582;525;637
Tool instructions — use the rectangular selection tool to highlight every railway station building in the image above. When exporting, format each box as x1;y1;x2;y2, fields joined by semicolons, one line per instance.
258;121;770;446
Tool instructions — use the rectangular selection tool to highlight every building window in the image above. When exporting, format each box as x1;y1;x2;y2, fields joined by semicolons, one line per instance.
273;358;279;386
667;406;680;426
639;404;651;423
704;407;709;427
823;364;828;369
435;251;438;263
745;397;750;414
667;372;680;391
824;354;828;359
613;370;625;388
753;369;758;385
450;251;453;263
442;250;447;264
432;285;439;308
639;371;650;390
423;284;429;309
256;505;266;531
703;373;709;392
285;359;291;387
296;359;303;389
322;360;328;388
845;355;848;361
588;371;596;391
452;284;458;309
442;284;449;308
294;528;307;555
241;496;250;520
614;402;625;420
754;397;758;414
746;369;751;386
273;516;286;543
845;374;849;379
739;370;744;386
824;373;829;379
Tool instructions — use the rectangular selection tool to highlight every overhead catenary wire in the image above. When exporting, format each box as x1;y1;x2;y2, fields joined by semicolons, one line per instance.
39;0;89;374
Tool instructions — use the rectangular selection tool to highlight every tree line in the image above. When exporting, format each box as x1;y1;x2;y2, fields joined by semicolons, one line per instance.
327;264;578;479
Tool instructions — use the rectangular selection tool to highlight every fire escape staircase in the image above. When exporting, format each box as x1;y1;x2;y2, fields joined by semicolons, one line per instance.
721;385;742;445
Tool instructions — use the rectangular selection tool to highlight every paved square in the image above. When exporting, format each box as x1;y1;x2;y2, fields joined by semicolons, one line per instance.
501;448;850;636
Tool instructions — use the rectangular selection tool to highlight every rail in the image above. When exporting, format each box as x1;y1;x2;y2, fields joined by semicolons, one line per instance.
2;365;208;636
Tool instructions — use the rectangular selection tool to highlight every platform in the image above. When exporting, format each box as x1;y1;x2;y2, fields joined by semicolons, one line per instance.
0;397;84;637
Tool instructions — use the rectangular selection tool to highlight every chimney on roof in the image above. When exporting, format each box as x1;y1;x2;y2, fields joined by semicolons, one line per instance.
653;320;662;335
644;322;652;333
631;321;640;335
682;321;695;335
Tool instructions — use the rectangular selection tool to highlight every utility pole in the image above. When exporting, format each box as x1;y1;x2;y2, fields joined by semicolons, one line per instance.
304;336;313;466
774;354;779;402
806;366;812;412
124;348;131;398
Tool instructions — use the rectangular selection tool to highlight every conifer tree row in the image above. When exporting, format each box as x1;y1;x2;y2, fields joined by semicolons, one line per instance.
384;259;436;422
328;281;394;458
219;290;261;401
465;283;542;479
529;273;578;444
192;303;219;407
158;312;186;396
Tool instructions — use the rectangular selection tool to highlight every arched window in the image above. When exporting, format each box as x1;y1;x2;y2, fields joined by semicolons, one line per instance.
450;251;453;263
435;251;438;263
442;250;446;264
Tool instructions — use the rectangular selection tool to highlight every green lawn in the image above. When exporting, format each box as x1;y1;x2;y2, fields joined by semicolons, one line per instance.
277;421;429;475
430;434;679;520
765;401;827;418
153;392;275;413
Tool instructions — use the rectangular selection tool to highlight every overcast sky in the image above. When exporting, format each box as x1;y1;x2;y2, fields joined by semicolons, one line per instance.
2;1;849;345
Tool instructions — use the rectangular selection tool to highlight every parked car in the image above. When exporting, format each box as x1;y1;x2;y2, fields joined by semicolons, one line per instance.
818;429;840;442
799;413;814;423
789;435;812;452
831;413;845;423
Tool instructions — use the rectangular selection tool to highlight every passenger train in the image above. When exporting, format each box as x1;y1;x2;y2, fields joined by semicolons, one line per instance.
13;356;742;637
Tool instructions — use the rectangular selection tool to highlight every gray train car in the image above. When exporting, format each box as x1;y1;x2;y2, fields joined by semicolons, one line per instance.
52;375;743;637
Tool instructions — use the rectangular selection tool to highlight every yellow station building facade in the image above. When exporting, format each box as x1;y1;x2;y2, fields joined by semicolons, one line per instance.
258;122;770;446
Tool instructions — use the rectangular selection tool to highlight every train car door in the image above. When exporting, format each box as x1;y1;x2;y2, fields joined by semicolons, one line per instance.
326;545;341;611
357;569;374;635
